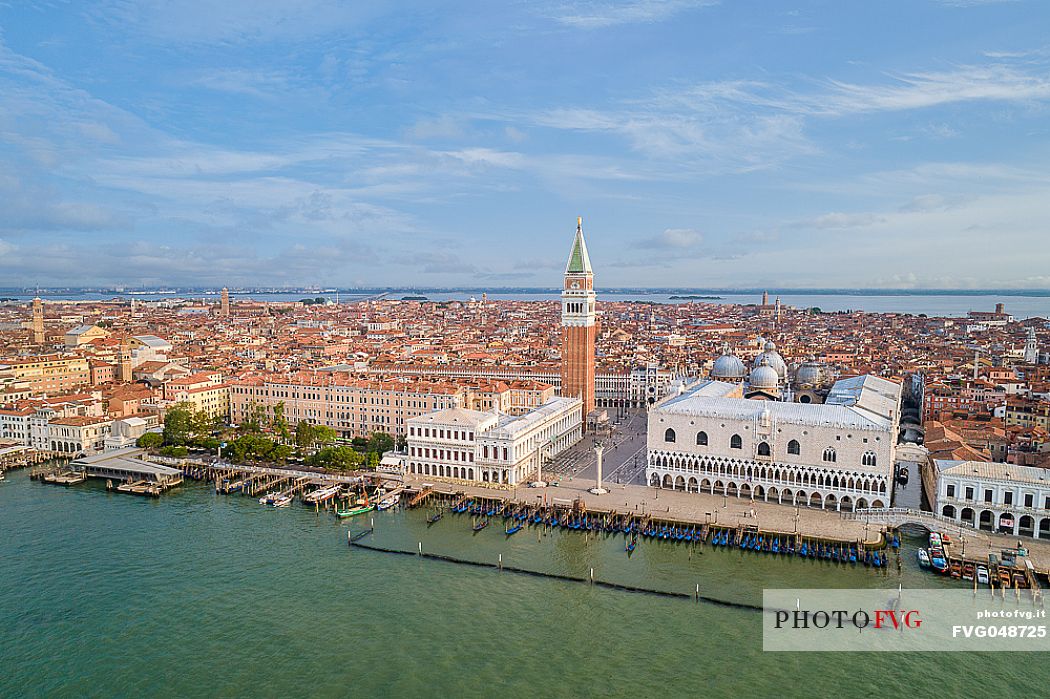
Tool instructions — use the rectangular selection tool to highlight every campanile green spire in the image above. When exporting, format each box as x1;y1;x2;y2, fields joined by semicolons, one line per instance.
565;216;592;275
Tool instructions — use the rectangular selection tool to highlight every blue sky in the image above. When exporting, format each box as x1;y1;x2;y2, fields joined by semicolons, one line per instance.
1;0;1049;289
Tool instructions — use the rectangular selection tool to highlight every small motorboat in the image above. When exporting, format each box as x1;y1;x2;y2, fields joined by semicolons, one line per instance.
335;504;375;518
962;562;975;581
377;496;398;511
272;493;294;508
917;548;931;568
930;552;948;573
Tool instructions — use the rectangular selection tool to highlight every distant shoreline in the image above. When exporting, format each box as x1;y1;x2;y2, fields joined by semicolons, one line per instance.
668;295;724;300
3;287;1050;298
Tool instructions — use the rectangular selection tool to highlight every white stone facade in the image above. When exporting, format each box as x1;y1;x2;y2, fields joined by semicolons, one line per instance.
406;397;582;486
646;376;901;511
933;459;1050;539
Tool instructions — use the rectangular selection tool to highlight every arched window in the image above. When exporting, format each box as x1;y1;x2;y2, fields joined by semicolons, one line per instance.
862;451;877;467
696;431;708;446
757;441;771;457
788;439;800;455
664;428;676;443
823;447;836;463
730;434;742;449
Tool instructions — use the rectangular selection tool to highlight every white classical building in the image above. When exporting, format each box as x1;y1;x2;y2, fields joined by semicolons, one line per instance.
405;397;582;486
646;375;901;511
931;459;1050;539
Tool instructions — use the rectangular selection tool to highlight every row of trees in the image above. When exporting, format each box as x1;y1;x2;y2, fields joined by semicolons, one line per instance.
140;399;400;471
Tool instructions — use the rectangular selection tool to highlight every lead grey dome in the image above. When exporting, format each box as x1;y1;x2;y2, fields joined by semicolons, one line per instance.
749;359;780;390
795;362;824;387
711;352;747;379
753;343;788;380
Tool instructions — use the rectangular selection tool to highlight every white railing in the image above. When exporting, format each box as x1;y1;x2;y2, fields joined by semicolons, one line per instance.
845;507;979;536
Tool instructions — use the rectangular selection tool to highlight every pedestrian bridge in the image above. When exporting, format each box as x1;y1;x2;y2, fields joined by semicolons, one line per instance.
844;507;979;537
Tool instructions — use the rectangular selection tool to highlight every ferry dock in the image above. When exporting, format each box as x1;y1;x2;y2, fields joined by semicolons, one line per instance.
171;458;404;512
32;448;183;496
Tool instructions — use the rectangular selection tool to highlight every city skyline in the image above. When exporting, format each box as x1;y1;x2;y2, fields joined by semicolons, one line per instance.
2;1;1050;289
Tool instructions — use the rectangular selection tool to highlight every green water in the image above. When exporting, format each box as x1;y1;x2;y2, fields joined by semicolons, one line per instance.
2;471;1046;698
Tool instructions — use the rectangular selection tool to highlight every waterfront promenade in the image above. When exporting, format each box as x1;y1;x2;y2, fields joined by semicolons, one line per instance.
406;473;1050;574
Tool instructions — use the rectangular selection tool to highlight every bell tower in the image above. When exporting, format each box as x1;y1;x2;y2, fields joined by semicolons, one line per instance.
31;297;44;345
118;337;133;383
560;217;596;422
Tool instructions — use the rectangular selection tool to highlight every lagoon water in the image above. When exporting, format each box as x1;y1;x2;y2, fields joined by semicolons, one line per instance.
2;471;1048;698
4;291;1050;318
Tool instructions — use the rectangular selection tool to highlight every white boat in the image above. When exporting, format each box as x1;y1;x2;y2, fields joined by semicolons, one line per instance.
976;565;990;585
304;484;342;503
377;496;398;511
272;493;294;508
917;548;931;568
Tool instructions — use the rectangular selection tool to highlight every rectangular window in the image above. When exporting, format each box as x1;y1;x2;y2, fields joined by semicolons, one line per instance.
965;487;974;500
1004;491;1013;506
1025;493;1033;508
984;489;993;504
946;484;955;498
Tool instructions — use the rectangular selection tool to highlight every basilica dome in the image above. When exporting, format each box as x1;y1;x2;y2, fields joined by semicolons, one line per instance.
795;361;825;388
749;359;780;390
753;340;787;380
711;352;747;380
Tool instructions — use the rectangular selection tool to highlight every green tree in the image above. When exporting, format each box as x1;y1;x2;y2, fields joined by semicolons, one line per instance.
306;446;363;471
314;425;337;446
367;431;395;455
295;421;316;451
190;410;213;442
271;443;294;463
162;403;195;445
295;422;337;451
239;401;266;435
271;401;291;443
137;432;163;449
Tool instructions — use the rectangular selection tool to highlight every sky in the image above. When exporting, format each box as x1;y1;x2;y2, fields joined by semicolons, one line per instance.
1;0;1049;290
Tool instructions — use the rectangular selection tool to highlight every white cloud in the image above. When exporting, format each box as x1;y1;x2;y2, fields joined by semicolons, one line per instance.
805;212;885;229
640;228;703;248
